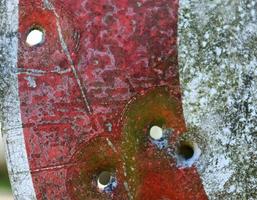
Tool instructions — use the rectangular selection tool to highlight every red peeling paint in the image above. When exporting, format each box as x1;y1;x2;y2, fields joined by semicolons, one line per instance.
18;0;208;199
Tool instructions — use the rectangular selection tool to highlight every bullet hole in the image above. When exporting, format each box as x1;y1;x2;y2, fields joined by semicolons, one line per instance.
97;171;117;192
97;171;111;190
176;141;201;168
149;125;163;140
149;126;174;149
26;27;45;47
178;143;194;160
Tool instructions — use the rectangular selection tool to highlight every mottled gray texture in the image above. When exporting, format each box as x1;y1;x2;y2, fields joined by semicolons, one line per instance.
179;0;257;199
0;0;36;199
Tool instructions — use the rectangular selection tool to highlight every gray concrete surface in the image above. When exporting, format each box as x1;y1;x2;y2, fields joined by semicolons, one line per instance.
0;0;36;199
179;0;257;199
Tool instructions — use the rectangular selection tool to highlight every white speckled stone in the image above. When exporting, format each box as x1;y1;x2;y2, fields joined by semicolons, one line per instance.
179;0;257;199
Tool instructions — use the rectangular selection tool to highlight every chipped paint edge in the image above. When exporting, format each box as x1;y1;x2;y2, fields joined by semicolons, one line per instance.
0;0;37;199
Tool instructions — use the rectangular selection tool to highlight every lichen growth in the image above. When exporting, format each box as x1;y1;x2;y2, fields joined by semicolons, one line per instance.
179;0;257;199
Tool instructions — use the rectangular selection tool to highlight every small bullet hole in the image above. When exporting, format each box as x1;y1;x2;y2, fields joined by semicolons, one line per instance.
97;171;111;189
149;125;163;140
178;143;194;160
26;28;44;47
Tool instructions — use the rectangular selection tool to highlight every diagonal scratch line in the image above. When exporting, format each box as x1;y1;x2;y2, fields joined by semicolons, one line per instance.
45;0;92;114
54;12;92;114
31;162;78;173
106;138;118;153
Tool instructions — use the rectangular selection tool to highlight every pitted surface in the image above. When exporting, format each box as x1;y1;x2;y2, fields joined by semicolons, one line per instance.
179;0;257;199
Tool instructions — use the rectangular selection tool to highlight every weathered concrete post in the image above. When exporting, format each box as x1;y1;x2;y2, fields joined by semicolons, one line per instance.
0;0;37;199
179;1;257;199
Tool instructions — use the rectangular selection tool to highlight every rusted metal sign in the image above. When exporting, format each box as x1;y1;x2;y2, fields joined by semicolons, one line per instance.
15;0;208;199
2;0;257;199
3;0;209;199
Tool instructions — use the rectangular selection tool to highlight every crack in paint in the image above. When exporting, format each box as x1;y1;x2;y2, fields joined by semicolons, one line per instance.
106;138;118;153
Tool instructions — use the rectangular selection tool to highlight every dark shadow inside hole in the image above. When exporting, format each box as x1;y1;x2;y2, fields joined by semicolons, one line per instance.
148;119;166;130
98;171;111;186
178;143;194;160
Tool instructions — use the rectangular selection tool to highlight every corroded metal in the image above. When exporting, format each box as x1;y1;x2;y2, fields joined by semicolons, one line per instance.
16;0;207;199
18;0;206;199
1;0;256;200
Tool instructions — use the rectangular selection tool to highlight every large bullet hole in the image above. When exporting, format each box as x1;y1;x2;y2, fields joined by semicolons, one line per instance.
176;141;201;168
97;171;112;190
178;143;194;160
26;27;45;47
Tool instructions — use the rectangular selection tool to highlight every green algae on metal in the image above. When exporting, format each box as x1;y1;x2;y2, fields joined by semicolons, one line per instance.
66;137;121;200
121;86;185;199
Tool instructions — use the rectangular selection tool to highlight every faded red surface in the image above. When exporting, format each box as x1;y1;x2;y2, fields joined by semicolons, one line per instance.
18;0;207;199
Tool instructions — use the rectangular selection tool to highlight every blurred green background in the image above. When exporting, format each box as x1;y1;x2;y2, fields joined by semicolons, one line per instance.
0;131;13;200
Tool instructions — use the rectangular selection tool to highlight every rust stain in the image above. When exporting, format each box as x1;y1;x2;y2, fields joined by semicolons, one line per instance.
17;0;208;199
